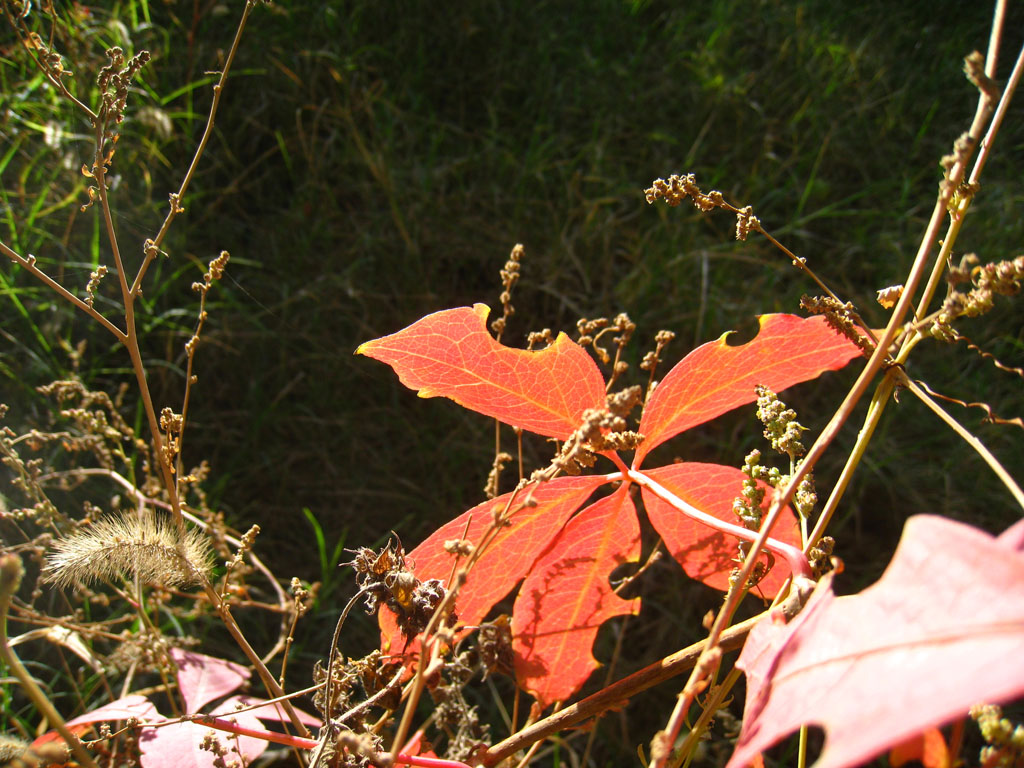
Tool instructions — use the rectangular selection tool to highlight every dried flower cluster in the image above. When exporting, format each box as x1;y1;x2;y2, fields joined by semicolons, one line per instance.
732;387;821;588
525;328;555;350
484;451;513;499
490;243;523;339
97;46;151;128
931;253;1024;341
347;537;451;638
756;385;806;461
645;173;761;240
800;294;874;357
547;387;644;476
644;173;724;212
971;704;1024;768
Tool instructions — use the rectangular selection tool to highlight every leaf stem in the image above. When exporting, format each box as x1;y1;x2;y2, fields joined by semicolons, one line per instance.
185;715;473;768
797;724;809;768
625;469;811;580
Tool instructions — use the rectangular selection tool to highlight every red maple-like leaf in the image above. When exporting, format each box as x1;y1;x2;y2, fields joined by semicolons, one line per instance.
640;462;802;596
636;314;863;463
727;514;1024;768
357;304;606;440
379;474;607;653
511;485;641;706
361;305;862;704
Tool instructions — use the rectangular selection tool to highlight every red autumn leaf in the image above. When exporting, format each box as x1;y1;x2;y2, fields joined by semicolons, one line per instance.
727;515;1024;768
356;304;607;440
139;696;269;768
511;486;641;706
635;314;863;464
889;728;950;768
640;462;801;597
380;474;607;654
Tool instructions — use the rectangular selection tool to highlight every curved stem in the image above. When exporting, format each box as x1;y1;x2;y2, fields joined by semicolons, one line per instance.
626;469;811;580
903;376;1024;509
182;715;473;768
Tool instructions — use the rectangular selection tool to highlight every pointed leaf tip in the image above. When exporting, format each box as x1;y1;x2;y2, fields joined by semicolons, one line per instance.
379;474;607;655
357;305;607;438
637;314;863;462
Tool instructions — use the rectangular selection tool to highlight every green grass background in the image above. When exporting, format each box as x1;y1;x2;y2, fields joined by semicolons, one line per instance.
2;0;1023;761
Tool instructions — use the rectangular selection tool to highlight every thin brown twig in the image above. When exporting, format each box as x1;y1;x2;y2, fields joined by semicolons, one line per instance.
3;10;96;118
1;555;101;768
482;602;805;766
132;0;257;294
0;240;125;340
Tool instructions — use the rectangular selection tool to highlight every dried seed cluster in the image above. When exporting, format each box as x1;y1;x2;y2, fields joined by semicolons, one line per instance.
549;386;644;477
490;243;523;339
44;512;214;589
931;253;1024;341
346;538;451;638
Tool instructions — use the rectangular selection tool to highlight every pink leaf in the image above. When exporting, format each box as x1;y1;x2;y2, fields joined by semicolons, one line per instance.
727;514;1024;768
139;698;267;768
65;695;163;728
170;647;250;713
641;462;801;596
511;486;641;706
357;304;607;439
636;314;862;463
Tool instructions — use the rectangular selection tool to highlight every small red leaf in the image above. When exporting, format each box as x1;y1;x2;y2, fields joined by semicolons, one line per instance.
511;486;641;707
889;728;950;768
380;474;607;653
636;314;862;463
640;462;801;596
357;304;607;439
727;515;1024;768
